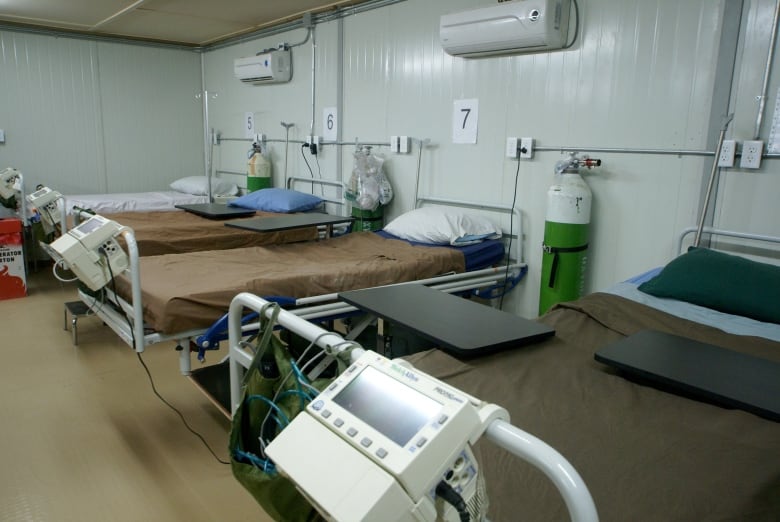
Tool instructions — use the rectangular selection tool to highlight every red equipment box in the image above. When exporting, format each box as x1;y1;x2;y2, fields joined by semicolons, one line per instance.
0;219;26;299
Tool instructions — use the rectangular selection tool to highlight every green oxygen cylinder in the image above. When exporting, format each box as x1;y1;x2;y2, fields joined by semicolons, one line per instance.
539;153;599;315
247;141;272;192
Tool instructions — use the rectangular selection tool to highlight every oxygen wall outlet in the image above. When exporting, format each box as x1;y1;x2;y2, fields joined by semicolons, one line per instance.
739;140;763;169
717;139;736;167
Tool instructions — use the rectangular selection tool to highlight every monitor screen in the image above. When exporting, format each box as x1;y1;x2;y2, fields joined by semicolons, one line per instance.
31;188;49;198
75;218;103;235
332;365;442;447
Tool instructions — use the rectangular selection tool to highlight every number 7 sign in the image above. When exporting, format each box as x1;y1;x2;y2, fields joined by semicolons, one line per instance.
452;99;479;144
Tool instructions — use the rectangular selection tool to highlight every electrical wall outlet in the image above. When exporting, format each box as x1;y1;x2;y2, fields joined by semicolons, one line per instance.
306;135;321;155
390;136;411;154
740;140;763;169
0;129;5;143
506;137;519;158
520;137;534;159
717;139;736;167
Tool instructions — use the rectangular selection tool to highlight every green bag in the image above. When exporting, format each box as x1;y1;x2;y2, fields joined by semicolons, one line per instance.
229;304;335;522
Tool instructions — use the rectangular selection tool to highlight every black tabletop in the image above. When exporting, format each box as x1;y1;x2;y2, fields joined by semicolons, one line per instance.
339;284;554;357
224;213;354;232
595;329;780;422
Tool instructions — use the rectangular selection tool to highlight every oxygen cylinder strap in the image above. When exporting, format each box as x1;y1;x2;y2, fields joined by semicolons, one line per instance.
543;243;589;288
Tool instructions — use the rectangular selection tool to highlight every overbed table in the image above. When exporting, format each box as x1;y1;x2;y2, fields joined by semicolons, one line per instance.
225;213;354;238
339;284;555;357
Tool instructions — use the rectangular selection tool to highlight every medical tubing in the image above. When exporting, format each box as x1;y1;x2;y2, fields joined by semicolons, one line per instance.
258;331;329;444
435;481;470;522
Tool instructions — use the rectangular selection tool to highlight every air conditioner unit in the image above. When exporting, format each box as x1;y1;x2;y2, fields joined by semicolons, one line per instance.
440;0;571;57
234;49;292;84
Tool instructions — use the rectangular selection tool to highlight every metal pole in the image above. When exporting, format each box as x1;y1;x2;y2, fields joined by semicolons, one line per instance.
754;0;780;139
694;114;733;248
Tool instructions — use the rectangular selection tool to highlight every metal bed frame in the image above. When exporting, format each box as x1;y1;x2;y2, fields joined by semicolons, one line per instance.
76;195;527;375
677;226;780;256
226;292;598;522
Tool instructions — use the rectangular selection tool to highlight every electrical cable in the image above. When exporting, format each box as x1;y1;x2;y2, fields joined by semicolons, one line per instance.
102;249;230;466
52;259;79;283
301;143;316;192
136;352;230;465
313;153;325;197
499;157;521;310
435;480;470;522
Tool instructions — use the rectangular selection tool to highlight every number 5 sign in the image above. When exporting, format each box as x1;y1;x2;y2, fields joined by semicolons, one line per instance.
452;99;479;144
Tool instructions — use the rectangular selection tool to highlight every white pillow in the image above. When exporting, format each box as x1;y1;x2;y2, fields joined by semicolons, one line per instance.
170;176;239;196
383;207;502;246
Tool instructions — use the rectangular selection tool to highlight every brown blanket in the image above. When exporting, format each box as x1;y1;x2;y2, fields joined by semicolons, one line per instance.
116;232;465;334
105;210;317;256
407;293;780;521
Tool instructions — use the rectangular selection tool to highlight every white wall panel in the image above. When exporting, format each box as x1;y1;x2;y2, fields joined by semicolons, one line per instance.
0;30;203;195
336;0;723;317
97;43;203;192
713;0;780;240
0;31;103;193
203;0;771;319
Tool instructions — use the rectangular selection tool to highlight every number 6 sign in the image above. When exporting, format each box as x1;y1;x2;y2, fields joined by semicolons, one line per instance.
452;99;478;144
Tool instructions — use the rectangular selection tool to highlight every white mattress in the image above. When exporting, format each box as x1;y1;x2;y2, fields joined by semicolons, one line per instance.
65;191;207;214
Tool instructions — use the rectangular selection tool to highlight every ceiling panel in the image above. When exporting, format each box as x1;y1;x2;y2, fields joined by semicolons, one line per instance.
0;0;369;47
0;0;135;29
99;10;251;45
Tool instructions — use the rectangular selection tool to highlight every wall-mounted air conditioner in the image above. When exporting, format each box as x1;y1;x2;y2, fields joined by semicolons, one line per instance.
234;49;292;84
440;0;571;58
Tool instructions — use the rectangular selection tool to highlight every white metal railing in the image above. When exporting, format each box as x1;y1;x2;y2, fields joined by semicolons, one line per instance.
227;292;598;522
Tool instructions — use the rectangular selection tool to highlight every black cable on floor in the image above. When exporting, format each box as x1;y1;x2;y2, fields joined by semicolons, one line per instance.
136;352;231;466
102;248;230;466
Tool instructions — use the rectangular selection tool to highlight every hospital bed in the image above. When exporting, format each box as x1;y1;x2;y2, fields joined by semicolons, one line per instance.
95;209;318;256
76;197;526;375
63;175;240;215
394;227;780;520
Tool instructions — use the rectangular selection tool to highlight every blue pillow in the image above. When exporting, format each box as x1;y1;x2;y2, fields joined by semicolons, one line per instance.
229;188;323;213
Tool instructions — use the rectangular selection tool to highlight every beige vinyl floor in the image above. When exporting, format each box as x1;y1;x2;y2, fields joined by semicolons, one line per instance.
0;266;273;522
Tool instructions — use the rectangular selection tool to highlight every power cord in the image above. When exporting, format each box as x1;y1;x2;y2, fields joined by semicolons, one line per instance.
301;144;316;192
136;352;230;465
499;157;521;310
435;480;470;522
102;248;230;466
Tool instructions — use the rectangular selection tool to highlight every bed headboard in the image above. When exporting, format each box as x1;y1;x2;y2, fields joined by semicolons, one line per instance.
286;176;346;211
415;195;523;264
678;226;780;266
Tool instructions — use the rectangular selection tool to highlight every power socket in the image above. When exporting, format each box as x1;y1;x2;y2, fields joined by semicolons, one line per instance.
740;140;763;169
306;135;321;155
520;137;534;159
390;136;411;153
717;139;736;167
506;137;519;158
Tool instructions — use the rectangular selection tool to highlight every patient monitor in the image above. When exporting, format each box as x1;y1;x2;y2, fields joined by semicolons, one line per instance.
266;351;508;522
48;214;129;291
0;168;21;201
26;186;63;233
